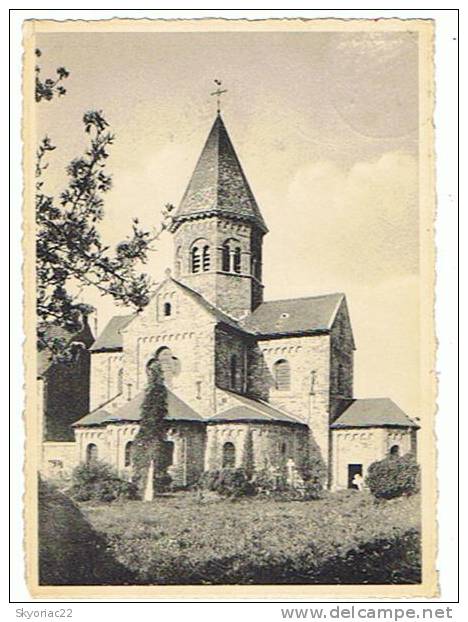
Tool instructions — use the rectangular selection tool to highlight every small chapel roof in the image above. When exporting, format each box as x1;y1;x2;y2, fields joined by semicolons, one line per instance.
210;389;305;426
241;293;345;337
330;398;419;430
73;389;204;427
170;114;268;233
90;314;136;352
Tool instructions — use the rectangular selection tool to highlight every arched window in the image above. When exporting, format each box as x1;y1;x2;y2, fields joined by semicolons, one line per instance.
86;443;98;464
230;354;238;389
191;246;201;273
390;444;400;457
124;441;133;467
233;247;241;274
221;239;241;273
202;245;210;272
222;242;231;272
163;302;172;317
117;367;124;393
147;347;181;383
158;347;177;381
222;442;236;468
274;359;290;391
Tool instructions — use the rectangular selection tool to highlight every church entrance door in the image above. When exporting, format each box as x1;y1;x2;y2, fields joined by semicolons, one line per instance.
347;464;362;489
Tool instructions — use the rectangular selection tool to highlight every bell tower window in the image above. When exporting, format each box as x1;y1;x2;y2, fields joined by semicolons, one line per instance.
222;238;242;273
163;302;172;317
191;246;201;273
222;242;230;272
202;245;210;272
233;247;241;274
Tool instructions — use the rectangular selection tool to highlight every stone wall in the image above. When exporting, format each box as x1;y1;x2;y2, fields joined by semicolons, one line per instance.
120;280;218;417
174;216;263;318
331;426;416;490
167;422;206;486
89;351;124;412
205;421;309;473
215;327;251;393
75;426;115;465
385;428;415;456
254;334;332;480
74;420;206;487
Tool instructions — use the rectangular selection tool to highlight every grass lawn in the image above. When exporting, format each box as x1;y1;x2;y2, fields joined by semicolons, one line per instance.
80;490;421;585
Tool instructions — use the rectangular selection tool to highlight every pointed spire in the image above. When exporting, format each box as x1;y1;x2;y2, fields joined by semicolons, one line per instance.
170;115;268;233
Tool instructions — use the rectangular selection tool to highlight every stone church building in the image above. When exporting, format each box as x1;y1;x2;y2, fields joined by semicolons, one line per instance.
40;113;418;490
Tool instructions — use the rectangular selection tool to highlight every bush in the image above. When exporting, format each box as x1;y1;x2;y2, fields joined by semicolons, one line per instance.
199;468;256;498
199;461;325;500
301;479;324;500
366;453;420;500
69;461;138;503
155;473;172;492
198;469;221;492
252;465;324;500
252;468;287;495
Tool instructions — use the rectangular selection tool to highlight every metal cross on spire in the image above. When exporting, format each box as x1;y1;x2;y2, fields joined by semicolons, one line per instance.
211;79;227;114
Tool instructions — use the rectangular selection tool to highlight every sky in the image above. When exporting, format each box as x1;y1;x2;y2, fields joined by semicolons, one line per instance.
35;29;421;419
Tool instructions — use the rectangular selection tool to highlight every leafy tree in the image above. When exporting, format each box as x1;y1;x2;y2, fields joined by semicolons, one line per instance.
34;50;174;354
132;360;171;499
35;48;69;102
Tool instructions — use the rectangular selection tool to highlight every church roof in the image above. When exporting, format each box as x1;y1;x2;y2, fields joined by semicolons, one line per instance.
170;114;268;233
91;290;347;354
241;293;345;337
90;314;136;352
330;398;419;430
211;389;305;425
73;389;204;427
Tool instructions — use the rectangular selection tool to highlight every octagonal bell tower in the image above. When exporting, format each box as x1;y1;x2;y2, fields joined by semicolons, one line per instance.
169;113;268;319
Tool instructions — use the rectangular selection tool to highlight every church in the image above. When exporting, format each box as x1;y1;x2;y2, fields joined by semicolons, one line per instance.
40;112;418;490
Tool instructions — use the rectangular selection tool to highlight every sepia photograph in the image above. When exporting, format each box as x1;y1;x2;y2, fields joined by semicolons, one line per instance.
21;17;437;599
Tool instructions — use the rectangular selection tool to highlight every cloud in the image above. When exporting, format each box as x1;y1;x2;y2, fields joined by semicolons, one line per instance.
265;151;418;292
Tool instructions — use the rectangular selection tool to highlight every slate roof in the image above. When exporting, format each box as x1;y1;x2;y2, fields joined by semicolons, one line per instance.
211;389;305;425
170;114;268;233
331;398;419;430
73;389;204;427
241;293;345;337
90;314;135;352
91;289;347;352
